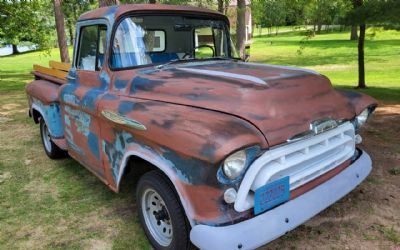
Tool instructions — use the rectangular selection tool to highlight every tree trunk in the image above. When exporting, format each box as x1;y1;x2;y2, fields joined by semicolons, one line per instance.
357;24;366;88
149;0;156;3
350;25;358;40
236;0;246;59
99;0;119;7
223;0;229;14
218;0;224;13
317;23;322;33
12;44;19;54
53;0;70;63
67;19;74;47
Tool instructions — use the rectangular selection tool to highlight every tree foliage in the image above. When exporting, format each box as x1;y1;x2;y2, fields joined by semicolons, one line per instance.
252;0;286;35
63;0;97;46
0;0;55;53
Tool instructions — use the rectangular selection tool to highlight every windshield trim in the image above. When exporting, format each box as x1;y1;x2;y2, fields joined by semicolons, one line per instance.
108;12;234;72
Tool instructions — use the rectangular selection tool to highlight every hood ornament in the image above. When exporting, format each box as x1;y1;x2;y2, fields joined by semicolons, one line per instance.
287;118;339;143
310;118;338;135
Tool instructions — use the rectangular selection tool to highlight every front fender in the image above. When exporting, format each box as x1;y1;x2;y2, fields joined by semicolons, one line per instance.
336;89;378;115
98;95;267;226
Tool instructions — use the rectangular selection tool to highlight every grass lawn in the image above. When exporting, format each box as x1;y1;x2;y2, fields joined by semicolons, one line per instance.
0;29;399;249
251;28;400;103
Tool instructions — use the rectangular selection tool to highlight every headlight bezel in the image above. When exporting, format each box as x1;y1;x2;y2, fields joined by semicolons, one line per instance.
353;105;376;131
217;146;262;184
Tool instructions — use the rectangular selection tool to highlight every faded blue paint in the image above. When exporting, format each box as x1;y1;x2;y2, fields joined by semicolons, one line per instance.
65;127;73;141
81;89;102;112
88;132;100;160
64;115;71;126
118;101;135;115
63;93;81;106
102;130;210;185
64;106;91;136
60;73;80;105
130;76;164;94
102;93;118;100
32;98;64;138
114;78;129;90
81;71;110;112
103;5;118;26
99;71;111;89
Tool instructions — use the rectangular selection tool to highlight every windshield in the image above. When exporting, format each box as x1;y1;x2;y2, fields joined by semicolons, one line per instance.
111;15;236;69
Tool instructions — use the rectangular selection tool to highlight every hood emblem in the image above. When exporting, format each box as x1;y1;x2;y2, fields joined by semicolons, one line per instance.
287;118;339;143
101;110;147;131
310;118;338;135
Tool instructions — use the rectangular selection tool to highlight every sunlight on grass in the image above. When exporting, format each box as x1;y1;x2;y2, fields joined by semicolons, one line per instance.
250;28;400;102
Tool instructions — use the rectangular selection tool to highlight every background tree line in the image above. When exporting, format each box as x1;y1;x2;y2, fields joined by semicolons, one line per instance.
1;0;399;88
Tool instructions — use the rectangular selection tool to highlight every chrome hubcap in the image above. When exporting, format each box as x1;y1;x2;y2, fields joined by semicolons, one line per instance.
42;123;52;152
141;188;173;246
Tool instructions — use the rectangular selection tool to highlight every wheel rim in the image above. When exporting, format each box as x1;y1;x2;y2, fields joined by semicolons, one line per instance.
42;122;52;152
141;188;173;246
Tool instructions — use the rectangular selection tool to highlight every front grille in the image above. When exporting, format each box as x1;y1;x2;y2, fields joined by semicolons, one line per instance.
234;122;355;212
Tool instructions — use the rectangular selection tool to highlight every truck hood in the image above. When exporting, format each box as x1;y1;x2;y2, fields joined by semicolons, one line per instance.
125;61;357;146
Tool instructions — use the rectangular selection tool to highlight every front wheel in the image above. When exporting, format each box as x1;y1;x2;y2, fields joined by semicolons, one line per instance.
137;170;192;250
40;118;66;159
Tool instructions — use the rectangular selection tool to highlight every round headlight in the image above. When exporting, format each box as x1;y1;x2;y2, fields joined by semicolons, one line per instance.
223;150;247;179
356;108;370;127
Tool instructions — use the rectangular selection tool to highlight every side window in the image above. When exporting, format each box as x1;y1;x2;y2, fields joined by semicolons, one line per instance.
77;25;107;71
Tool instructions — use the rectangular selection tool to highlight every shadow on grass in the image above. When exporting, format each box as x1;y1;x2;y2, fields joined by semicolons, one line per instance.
335;85;400;103
252;39;398;67
0;70;32;92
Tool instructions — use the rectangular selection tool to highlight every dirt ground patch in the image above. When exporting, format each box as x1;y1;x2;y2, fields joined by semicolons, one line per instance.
0;91;399;249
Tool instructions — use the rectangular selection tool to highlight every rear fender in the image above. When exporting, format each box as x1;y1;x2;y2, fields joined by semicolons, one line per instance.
31;99;64;138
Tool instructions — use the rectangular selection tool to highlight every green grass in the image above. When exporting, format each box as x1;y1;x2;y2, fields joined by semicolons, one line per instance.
250;28;400;103
0;50;150;249
0;28;399;248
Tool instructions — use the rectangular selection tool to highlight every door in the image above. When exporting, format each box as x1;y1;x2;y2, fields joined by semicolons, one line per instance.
61;22;109;178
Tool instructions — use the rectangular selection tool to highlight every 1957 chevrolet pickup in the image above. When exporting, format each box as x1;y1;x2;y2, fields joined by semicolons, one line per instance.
26;4;377;250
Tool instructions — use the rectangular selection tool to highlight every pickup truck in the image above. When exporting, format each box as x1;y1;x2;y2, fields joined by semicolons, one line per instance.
26;4;377;250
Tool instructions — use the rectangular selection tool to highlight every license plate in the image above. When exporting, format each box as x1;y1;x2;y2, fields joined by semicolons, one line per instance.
254;176;290;215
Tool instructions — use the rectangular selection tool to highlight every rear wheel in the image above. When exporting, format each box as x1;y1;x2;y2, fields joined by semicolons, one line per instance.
40;118;66;159
137;170;192;250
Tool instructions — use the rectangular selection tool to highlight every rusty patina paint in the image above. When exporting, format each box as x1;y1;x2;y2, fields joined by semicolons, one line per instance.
78;4;225;23
26;4;378;228
26;80;59;104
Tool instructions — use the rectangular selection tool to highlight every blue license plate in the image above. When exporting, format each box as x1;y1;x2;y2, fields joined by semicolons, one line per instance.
254;176;290;215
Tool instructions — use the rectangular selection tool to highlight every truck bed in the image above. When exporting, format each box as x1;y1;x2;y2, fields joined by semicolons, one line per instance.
26;60;70;150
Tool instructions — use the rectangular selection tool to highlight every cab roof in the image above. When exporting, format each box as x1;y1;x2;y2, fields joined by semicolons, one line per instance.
78;4;226;23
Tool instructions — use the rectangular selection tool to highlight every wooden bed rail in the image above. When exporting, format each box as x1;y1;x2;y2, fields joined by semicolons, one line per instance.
32;61;71;84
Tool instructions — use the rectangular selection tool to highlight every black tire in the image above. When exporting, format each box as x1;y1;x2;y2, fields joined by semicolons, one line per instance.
137;170;192;250
39;118;66;159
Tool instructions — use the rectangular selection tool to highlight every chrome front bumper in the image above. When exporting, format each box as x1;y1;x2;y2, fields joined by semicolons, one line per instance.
190;150;372;250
